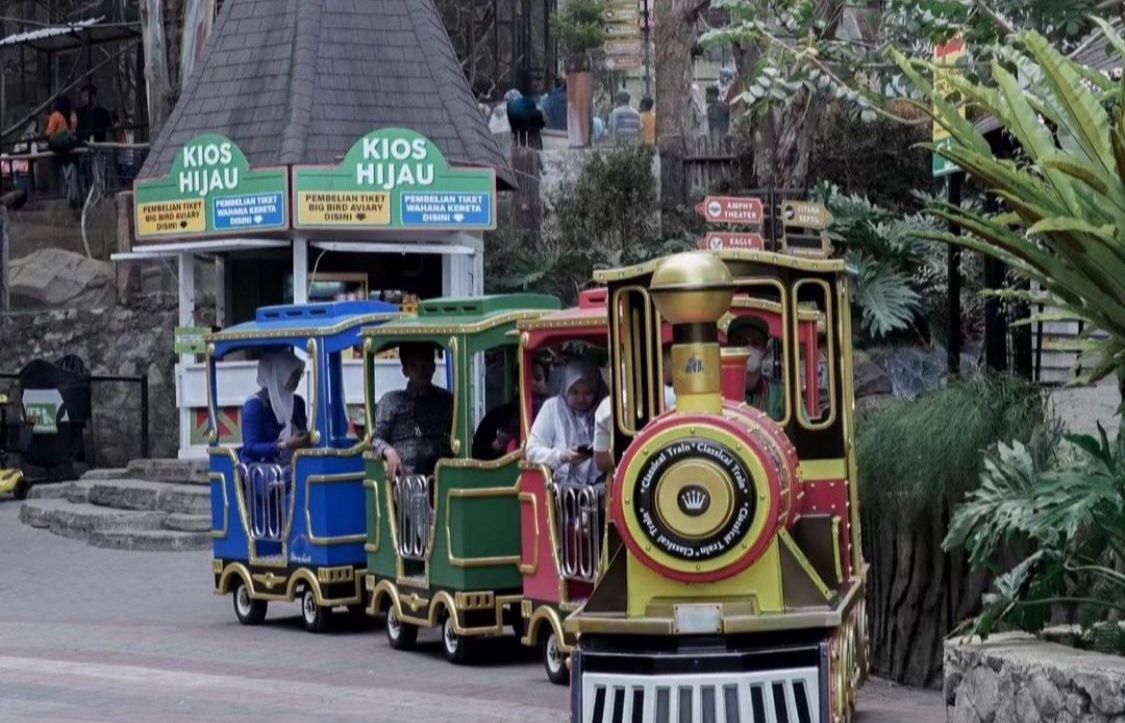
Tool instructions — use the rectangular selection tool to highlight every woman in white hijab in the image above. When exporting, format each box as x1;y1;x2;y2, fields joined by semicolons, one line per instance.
526;360;602;485
239;349;310;464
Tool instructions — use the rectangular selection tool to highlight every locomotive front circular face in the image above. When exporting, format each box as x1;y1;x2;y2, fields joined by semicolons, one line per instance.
634;438;756;561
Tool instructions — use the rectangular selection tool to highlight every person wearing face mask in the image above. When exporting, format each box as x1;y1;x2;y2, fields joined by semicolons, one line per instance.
526;359;603;485
240;349;310;465
729;317;784;422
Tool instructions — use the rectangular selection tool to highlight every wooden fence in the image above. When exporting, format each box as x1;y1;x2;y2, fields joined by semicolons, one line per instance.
681;135;741;194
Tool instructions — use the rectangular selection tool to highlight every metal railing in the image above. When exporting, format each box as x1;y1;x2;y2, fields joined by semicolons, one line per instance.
393;474;433;560
550;481;606;583
238;463;288;542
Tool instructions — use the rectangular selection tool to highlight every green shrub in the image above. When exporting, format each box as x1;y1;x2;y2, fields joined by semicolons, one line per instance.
857;375;1048;522
550;0;606;57
485;146;693;303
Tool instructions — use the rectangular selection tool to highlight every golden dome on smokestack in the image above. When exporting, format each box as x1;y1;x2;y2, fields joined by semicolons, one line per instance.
650;252;736;325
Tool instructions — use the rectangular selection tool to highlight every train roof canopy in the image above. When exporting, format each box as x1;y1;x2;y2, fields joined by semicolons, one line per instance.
365;294;560;343
208;300;399;356
593;250;847;285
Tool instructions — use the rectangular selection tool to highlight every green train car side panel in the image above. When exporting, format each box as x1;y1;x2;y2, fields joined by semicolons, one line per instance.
365;457;397;579
429;459;523;592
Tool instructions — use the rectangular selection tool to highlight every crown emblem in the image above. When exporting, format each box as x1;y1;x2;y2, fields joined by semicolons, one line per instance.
678;485;710;516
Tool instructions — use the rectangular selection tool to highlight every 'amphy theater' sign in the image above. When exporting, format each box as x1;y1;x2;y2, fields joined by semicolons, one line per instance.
293;128;496;231
134;134;289;241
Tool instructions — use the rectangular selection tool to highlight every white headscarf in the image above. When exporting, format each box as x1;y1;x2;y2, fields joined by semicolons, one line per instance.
257;349;305;440
556;360;600;484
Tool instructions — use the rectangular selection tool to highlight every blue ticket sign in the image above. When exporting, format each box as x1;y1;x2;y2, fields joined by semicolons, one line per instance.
212;192;286;231
400;192;492;228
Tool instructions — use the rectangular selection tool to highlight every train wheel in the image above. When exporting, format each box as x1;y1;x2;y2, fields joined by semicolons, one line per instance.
541;631;569;686
232;580;267;625
385;605;418;650
441;614;473;665
301;589;328;633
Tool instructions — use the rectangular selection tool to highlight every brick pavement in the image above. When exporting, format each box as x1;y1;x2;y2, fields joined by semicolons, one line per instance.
0;502;943;722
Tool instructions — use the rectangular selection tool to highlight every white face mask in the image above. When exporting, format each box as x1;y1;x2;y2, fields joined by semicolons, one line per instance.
747;347;765;374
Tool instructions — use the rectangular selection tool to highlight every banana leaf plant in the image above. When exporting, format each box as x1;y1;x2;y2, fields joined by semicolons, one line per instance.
891;23;1125;400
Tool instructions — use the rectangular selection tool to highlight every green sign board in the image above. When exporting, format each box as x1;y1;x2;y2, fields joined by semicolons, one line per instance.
933;138;960;178
292;128;496;231
134;134;289;241
175;326;210;355
24;402;58;434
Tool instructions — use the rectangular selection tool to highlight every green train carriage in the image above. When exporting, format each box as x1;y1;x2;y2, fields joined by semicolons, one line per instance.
361;294;559;662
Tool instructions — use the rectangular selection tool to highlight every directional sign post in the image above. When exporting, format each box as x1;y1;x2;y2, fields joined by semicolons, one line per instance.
292;128;496;231
133;134;289;241
780;200;833;230
697;232;766;251
696;196;765;225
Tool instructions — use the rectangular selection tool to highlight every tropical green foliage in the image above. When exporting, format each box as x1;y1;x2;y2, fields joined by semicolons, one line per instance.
550;0;606;57
817;185;984;345
944;428;1125;653
893;25;1125;386
856;375;1048;521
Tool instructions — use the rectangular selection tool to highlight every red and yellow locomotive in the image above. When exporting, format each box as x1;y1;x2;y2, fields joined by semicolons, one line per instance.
567;251;868;723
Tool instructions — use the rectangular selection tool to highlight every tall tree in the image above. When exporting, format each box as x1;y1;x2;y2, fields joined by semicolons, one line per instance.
654;0;711;207
139;0;173;137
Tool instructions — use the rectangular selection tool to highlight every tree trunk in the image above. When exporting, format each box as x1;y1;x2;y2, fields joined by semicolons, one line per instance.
654;0;706;210
862;502;995;689
140;0;174;138
735;0;845;190
179;0;216;86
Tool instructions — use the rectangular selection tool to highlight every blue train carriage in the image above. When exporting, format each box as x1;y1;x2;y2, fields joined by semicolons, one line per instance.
361;294;560;664
206;300;399;632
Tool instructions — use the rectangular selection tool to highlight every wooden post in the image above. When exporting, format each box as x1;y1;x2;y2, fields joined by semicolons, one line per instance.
140;0;173;138
510;145;541;232
0;206;9;313
115;191;139;303
947;173;963;376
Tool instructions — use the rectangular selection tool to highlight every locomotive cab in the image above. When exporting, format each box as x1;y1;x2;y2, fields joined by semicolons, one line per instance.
568;251;868;723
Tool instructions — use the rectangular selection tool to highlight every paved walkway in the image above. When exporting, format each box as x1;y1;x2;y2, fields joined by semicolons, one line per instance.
0;500;944;722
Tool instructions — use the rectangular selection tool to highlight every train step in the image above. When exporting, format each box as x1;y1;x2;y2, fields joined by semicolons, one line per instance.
87;529;212;552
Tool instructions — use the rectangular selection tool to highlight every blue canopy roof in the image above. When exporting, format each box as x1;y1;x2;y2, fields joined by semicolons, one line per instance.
208;300;398;357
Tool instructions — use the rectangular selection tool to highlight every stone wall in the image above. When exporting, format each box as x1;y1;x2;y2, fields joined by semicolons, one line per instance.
945;633;1125;723
0;295;189;466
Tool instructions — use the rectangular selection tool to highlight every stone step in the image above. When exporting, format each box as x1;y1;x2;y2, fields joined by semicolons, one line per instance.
125;459;210;486
88;529;212;552
163;513;212;533
26;482;74;500
80;468;129;481
19;499;167;541
84;479;210;515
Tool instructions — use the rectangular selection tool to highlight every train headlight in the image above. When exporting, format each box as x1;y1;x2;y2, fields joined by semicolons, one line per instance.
613;412;793;583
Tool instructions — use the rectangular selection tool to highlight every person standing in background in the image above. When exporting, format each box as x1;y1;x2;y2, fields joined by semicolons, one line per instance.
607;91;642;146
639;97;656;145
